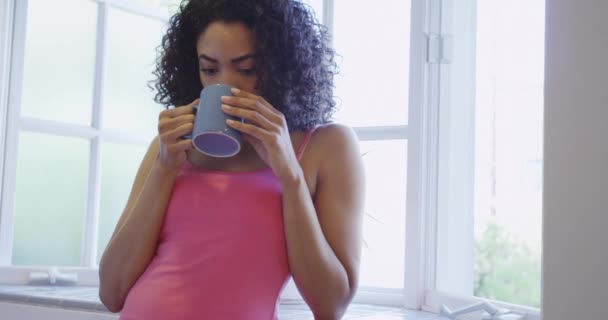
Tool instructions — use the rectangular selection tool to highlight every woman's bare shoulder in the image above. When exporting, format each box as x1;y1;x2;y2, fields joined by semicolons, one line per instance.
307;123;360;170
312;123;358;150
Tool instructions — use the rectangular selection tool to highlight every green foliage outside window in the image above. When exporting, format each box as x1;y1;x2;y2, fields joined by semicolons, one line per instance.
474;219;541;308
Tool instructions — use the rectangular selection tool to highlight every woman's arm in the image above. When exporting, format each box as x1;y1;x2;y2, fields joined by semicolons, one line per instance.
282;124;365;320
220;90;364;319
98;137;176;312
99;101;196;312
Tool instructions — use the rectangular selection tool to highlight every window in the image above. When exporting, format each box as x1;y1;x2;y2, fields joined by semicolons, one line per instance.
278;0;411;304
429;0;544;316
0;0;543;316
471;0;543;308
0;0;176;279
333;0;411;291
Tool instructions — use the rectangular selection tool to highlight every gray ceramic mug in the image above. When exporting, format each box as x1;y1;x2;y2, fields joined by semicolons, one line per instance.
183;84;242;157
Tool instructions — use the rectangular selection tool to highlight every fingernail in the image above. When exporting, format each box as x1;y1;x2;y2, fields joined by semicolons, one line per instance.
221;104;230;110
221;96;229;102
231;88;240;94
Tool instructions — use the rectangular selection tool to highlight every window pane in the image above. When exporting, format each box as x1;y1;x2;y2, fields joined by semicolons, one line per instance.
436;0;544;308
97;142;148;263
20;0;97;125
103;8;164;141
301;0;323;21
333;0;410;127
132;0;183;15
359;140;407;289
473;0;544;307
12;132;89;266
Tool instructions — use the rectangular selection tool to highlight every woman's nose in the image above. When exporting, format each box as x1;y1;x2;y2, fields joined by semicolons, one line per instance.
216;71;240;88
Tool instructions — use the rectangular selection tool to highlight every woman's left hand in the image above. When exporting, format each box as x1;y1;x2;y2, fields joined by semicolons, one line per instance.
221;88;301;184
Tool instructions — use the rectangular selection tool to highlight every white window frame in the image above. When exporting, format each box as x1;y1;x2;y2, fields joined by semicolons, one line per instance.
281;0;414;306
0;0;14;247
0;0;417;306
418;0;542;319
0;0;168;282
0;0;542;318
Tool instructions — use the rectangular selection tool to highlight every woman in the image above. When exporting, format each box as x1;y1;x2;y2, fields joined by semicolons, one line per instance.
98;0;365;319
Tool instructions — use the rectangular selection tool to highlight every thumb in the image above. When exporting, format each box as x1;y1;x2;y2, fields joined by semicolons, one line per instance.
190;98;200;113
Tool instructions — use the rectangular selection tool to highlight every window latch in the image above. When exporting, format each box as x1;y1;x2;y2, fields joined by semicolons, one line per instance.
440;302;526;320
427;34;453;64
28;266;78;286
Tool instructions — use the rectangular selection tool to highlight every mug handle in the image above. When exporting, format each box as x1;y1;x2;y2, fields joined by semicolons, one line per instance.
181;104;198;139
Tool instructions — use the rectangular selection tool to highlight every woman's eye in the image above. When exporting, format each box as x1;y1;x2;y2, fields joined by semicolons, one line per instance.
200;69;217;75
239;69;256;76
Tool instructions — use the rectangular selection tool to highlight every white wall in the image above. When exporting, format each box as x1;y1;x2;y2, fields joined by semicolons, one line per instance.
543;1;608;319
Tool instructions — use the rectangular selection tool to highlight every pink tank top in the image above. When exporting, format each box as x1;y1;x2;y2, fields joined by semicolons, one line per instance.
119;128;317;320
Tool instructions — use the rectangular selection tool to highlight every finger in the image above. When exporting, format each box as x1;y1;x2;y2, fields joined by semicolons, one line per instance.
160;121;193;144
158;113;196;134
242;133;260;146
230;88;266;103
226;119;272;141
159;99;199;120
221;94;280;122
230;89;278;114
166;139;193;153
221;104;275;129
158;114;196;130
165;122;195;142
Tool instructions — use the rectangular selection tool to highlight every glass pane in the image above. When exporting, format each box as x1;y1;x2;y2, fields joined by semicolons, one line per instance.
333;0;410;127
132;0;183;15
12;132;89;266
301;0;323;21
20;0;97;124
103;8;165;141
97;142;148;263
359;140;407;289
473;0;544;308
437;0;544;307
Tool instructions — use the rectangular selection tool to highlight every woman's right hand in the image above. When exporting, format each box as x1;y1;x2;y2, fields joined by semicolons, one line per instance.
157;99;199;171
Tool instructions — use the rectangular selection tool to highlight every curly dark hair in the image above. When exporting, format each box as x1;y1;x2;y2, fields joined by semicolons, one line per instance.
150;0;337;131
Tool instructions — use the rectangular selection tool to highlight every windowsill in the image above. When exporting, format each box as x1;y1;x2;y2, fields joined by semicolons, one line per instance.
0;285;441;319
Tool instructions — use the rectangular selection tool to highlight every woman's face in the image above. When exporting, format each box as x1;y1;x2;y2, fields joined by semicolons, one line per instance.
196;21;258;93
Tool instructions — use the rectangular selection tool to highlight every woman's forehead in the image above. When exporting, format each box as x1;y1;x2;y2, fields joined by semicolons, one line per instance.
196;21;255;58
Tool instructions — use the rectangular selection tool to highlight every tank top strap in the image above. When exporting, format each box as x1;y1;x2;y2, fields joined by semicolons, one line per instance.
296;126;319;161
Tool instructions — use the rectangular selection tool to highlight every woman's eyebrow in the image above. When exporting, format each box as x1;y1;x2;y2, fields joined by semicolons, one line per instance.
198;53;256;64
231;54;256;64
199;54;218;63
